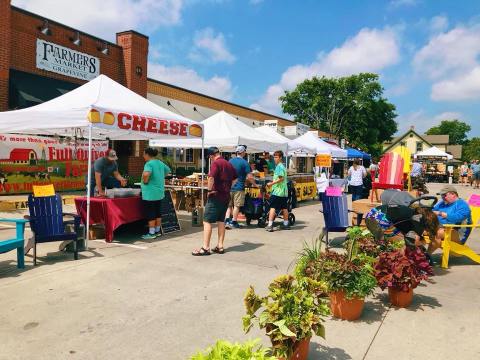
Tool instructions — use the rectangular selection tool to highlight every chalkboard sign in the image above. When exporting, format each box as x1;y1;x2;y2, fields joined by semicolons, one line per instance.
161;190;181;234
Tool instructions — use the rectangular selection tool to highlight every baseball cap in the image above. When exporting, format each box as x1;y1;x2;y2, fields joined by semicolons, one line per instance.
206;146;220;156
437;185;458;195
107;149;118;161
236;145;247;153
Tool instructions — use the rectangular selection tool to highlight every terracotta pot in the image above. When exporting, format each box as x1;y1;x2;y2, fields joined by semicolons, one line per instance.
329;290;365;321
277;337;311;360
388;287;413;308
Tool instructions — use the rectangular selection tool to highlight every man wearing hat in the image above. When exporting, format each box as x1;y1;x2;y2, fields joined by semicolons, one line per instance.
225;145;254;229
429;185;472;254
192;147;237;256
87;149;127;197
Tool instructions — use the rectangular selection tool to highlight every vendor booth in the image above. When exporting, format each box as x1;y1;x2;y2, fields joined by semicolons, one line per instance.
149;111;290;210
415;146;453;183
0;75;203;245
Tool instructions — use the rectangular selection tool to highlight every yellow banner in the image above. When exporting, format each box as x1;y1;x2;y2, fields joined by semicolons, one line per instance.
315;154;332;167
33;184;55;197
245;182;317;202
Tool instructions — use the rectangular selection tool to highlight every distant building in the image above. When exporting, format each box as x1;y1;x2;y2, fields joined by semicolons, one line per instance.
383;127;462;161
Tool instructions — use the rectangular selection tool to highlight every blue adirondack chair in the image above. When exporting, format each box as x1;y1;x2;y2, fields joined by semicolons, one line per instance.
320;194;362;248
28;194;80;265
0;218;28;268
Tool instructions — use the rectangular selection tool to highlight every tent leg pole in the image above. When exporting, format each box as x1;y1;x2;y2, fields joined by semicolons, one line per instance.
201;136;204;208
85;124;93;250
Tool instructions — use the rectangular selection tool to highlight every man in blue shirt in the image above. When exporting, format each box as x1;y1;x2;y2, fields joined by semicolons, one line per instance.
428;185;472;254
225;145;253;229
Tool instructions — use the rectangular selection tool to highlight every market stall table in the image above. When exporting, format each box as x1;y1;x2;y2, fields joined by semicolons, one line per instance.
75;196;144;242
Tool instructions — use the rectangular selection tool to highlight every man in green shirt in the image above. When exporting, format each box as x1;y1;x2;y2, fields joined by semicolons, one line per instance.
265;150;290;232
141;147;171;239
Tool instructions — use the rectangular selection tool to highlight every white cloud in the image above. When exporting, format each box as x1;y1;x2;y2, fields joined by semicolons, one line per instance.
189;28;236;64
252;27;400;114
434;111;463;121
148;63;234;100
431;66;480;101
396;110;464;134
413;22;480;101
413;25;480;80
389;0;418;8
12;0;184;41
429;15;449;34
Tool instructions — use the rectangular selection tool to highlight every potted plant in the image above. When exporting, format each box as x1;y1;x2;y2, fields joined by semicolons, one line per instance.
190;339;275;360
374;247;433;307
295;232;377;321
243;275;329;360
343;226;404;259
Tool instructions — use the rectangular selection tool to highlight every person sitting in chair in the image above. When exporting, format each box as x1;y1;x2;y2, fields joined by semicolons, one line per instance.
428;185;472;254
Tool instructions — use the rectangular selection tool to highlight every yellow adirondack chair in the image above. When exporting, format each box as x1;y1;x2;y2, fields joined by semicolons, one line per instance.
441;202;480;268
393;146;412;191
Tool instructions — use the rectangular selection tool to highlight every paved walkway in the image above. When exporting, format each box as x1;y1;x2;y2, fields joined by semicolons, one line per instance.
0;183;479;359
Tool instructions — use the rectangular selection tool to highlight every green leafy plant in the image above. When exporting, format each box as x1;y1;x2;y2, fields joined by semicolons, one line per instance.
243;275;329;359
314;251;377;299
344;226;404;259
293;235;323;279
190;339;275;360
295;230;377;300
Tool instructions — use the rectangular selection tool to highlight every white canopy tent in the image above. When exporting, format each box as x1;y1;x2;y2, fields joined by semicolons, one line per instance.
255;125;291;145
415;146;453;160
149;110;287;153
0;74;204;247
287;131;347;158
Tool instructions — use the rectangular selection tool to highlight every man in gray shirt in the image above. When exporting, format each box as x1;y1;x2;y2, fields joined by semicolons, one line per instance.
86;149;127;196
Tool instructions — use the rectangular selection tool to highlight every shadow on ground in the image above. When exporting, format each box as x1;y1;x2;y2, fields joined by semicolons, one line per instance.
226;241;264;253
309;342;353;359
375;291;441;312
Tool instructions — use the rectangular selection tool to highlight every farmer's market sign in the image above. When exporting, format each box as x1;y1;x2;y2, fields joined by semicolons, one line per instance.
36;39;100;80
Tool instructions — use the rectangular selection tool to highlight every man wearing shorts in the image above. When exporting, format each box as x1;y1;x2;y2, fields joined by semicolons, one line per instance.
265;150;290;232
192;147;237;256
225;145;252;229
140;147;171;239
471;160;480;189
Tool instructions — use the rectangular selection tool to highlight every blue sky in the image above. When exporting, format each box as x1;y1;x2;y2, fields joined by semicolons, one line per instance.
13;0;480;137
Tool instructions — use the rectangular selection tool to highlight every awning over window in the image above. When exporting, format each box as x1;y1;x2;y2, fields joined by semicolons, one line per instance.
9;69;80;109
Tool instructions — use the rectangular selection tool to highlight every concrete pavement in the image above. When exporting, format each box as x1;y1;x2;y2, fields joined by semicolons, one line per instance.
0;183;479;359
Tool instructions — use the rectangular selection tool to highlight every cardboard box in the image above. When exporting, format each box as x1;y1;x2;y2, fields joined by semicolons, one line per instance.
89;224;105;240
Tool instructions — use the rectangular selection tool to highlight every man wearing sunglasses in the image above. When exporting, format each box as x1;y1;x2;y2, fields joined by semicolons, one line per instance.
429;185;472;255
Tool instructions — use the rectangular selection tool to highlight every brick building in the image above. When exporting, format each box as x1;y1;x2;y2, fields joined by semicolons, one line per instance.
0;0;307;179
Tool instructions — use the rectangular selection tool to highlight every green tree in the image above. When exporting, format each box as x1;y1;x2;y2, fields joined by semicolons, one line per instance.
279;73;397;156
426;120;471;145
463;137;480;161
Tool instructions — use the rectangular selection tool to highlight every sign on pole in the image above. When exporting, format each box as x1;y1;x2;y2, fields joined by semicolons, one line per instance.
315;154;332;167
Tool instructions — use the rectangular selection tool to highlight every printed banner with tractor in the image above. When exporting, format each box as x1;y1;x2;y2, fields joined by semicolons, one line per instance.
0;133;108;194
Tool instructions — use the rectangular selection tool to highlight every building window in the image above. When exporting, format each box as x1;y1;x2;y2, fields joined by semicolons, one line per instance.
400;141;406;147
297;157;306;173
416;142;423;152
185;149;194;163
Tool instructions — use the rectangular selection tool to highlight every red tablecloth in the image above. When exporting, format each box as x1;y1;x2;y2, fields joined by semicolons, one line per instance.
74;196;144;242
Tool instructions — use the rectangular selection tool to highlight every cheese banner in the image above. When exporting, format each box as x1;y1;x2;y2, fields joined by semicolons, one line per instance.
0;133;108;194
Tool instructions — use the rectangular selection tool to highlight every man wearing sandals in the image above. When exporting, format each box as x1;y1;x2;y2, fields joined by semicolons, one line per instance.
192;147;237;256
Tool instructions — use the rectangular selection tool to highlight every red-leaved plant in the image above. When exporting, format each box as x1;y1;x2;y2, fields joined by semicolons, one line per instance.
374;247;433;292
